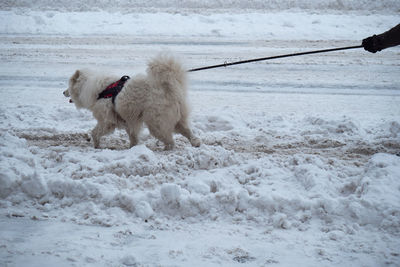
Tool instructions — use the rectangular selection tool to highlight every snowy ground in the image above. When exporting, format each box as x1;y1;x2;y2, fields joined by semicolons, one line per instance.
1;2;400;267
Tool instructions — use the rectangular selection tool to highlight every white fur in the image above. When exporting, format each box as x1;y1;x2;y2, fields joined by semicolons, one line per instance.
64;54;200;150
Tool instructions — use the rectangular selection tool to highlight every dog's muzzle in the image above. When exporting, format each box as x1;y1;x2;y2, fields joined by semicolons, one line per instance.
63;89;73;103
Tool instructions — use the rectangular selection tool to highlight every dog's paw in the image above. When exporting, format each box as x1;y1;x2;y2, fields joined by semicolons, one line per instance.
164;143;175;151
84;133;91;142
92;139;100;149
190;137;201;147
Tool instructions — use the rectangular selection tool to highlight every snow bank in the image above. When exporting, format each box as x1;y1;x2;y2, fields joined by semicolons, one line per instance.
0;133;44;199
1;10;398;40
1;0;399;13
358;153;400;232
1;109;399;234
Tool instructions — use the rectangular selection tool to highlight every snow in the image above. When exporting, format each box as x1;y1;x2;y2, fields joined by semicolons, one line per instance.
1;1;400;266
1;10;399;40
1;0;399;13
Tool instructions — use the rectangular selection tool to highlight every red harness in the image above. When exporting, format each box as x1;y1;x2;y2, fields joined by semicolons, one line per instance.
98;75;130;103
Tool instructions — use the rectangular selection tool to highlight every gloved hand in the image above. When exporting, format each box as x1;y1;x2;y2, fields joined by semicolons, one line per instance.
362;35;383;53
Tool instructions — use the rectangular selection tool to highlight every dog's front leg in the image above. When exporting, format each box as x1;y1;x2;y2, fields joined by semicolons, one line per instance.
91;124;102;148
128;134;138;148
91;123;115;148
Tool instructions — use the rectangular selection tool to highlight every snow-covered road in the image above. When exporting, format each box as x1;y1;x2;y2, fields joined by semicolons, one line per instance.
1;7;400;267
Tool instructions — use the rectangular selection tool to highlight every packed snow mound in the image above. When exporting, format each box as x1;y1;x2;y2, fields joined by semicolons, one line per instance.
2;110;400;233
1;0;400;13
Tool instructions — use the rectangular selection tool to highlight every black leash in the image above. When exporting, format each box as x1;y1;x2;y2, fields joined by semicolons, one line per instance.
188;45;363;72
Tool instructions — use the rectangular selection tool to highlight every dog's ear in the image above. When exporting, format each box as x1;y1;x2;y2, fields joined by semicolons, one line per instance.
70;70;80;84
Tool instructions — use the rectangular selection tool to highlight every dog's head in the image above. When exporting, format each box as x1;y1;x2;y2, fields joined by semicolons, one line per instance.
64;70;91;109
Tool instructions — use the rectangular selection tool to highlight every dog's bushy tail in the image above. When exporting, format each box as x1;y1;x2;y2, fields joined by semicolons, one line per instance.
146;53;187;94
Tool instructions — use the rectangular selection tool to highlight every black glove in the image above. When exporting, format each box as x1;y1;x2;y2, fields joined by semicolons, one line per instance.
362;35;383;53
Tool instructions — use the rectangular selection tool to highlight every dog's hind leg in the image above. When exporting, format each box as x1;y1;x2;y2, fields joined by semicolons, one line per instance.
147;124;175;150
175;120;201;147
126;120;143;148
91;122;115;148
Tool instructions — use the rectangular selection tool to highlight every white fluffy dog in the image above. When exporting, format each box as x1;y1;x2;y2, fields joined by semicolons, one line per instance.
63;54;200;150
